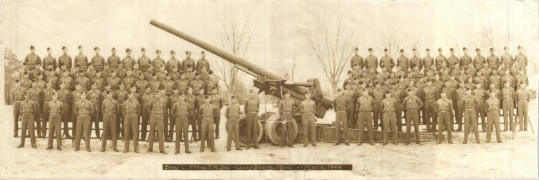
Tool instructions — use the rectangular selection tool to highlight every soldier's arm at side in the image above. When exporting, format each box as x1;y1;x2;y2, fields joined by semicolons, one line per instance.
417;97;423;108
225;106;230;119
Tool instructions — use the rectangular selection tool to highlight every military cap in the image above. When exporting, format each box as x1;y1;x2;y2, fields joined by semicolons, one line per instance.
438;48;442;51
412;48;416;51
112;47;116;51
400;49;404;52
78;45;82;49
503;46;508;50
368;48;373;51
173;85;178;89
185;51;191;54
171;50;175;54
94;47;99;50
30;45;35;49
47;47;51;51
195;72;199;76
141;48;145;51
426;48;430;51
156;50;161;53
62;46;67;50
463;47;467;50
476;48;480;51
490;48;494;51
126;48;131;52
200;51;204;54
518;45;522;49
450;48;454;51
354;47;358;51
384;48;388;52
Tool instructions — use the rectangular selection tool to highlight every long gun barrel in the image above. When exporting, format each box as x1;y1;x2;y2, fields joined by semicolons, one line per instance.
150;19;332;118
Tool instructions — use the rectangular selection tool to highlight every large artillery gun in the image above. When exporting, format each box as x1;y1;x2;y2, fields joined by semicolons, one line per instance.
150;19;333;145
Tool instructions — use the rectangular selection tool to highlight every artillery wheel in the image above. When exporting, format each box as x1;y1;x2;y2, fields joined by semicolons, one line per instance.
265;113;298;145
225;114;263;146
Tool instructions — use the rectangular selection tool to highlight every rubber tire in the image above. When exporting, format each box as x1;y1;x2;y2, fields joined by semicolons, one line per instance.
264;113;298;145
225;114;263;147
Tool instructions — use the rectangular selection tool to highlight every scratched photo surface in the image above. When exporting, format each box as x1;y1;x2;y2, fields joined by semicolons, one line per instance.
1;0;538;179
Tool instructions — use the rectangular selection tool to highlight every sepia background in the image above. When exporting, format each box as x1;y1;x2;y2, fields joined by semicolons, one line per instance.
1;0;538;179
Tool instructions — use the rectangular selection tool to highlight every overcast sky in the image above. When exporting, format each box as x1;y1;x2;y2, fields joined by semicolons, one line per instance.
2;0;538;91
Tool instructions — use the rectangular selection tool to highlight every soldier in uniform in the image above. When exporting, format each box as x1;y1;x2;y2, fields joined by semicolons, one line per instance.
357;89;374;146
447;48;459;71
244;90;260;149
515;46;527;74
196;51;210;71
28;81;44;138
107;71;122;91
501;47;513;70
275;91;295;147
87;83;102;138
185;88;198;140
460;88;480;144
487;48;499;70
25;46;41;71
74;46;88;71
371;82;384;130
162;74;175;96
171;93;193;154
485;90;502;143
350;47;364;69
473;83;487;131
391;85;405;132
56;82;71;138
501;81;515;131
516;83;530;131
123;93;141;153
300;92;317;147
423;49;434;70
397;49;409;74
181;51;195;71
208;87;224;139
459;47;472;67
436;91;453;144
152;50;165;70
136;73;148;94
74;91;94;152
226;96;243;150
43;47;57;70
409;48;422;70
140;87;153;141
195;89;206;141
92;47;105;72
435;48;446;71
196;94;217;153
138;48;151;72
18;93;37;148
380;49;394;73
123;69;136;91
474;48;486;70
402;88;423;145
58;46;72;70
167;88;181;142
147;90;167;154
381;91;398;145
122;49;136;70
365;48;378;71
42;81;56;137
332;89;349;146
190;73;205;95
46;92;63;150
101;90;119;152
423;79;437;132
166;51;180;73
115;83;128;138
75;71;90;90
107;48;121;71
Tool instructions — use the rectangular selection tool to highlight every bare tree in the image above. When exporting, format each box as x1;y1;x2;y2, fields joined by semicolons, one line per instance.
379;32;419;60
304;17;361;95
211;12;256;98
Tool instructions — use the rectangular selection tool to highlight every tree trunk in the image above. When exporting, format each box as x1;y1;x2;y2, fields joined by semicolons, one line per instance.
331;81;338;97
